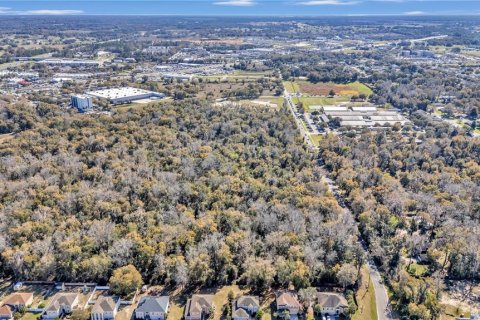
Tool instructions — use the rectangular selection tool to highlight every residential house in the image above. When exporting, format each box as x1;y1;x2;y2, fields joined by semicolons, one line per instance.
276;292;302;320
184;295;214;320
232;296;259;320
43;293;79;319
135;296;170;320
0;306;13;320
316;293;348;316
91;296;119;320
2;292;34;310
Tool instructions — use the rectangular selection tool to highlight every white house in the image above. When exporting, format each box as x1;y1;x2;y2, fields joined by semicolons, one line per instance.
316;293;348;316
184;295;214;320
232;296;259;320
91;296;119;320
43;293;79;319
276;292;302;320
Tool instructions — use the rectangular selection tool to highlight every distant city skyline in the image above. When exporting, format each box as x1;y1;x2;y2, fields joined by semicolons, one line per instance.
0;0;479;16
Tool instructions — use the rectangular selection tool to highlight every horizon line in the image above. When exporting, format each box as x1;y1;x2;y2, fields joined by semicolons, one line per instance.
2;13;480;17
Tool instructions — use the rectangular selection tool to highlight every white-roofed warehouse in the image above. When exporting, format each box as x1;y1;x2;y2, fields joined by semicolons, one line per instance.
87;87;165;105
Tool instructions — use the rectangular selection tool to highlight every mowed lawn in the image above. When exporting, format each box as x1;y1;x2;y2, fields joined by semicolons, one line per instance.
257;96;284;107
20;313;41;320
310;134;323;147
167;285;250;320
352;267;378;320
282;81;300;94
291;96;350;110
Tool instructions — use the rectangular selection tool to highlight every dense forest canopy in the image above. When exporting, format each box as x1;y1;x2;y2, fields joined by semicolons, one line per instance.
0;102;360;291
317;131;480;317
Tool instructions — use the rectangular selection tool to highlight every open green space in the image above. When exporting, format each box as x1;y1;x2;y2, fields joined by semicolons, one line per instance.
348;81;374;96
20;313;41;320
282;81;300;93
284;80;372;100
167;303;184;320
310;134;323;147
352;267;378;320
257;96;284;107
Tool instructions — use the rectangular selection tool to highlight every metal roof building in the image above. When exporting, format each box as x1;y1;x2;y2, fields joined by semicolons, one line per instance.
87;87;165;105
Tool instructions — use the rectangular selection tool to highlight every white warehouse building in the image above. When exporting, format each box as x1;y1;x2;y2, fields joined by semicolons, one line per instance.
87;87;165;105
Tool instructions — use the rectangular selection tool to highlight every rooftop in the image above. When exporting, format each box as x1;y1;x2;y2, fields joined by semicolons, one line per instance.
92;296;117;313
136;296;169;314
87;87;162;100
2;292;33;306
317;292;348;309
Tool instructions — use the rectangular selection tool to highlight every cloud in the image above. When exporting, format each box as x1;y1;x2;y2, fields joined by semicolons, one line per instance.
298;0;360;5
213;0;256;6
403;10;426;15
0;7;84;15
24;10;84;15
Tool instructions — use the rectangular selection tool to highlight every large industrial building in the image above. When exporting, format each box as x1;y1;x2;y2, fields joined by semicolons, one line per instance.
319;106;408;128
86;87;165;105
71;95;93;112
38;59;99;67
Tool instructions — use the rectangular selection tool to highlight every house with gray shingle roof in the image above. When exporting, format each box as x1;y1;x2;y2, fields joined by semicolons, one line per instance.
184;295;214;320
232;296;259;320
316;292;348;316
91;296;119;320
135;296;170;320
43;293;79;319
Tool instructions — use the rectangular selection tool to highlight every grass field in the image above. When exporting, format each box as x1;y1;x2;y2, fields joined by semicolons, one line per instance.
310;134;323;147
292;96;350;110
282;81;300;94
20;313;41;320
167;303;185;320
348;81;374;96
299;81;372;97
352;267;378;320
257;96;284;107
283;80;372;99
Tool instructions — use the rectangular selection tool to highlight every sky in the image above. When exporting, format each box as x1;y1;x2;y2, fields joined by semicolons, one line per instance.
0;0;479;16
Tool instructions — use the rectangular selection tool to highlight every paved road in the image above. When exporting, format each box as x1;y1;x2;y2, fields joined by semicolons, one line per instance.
323;175;393;320
366;257;392;320
283;85;394;319
283;90;318;151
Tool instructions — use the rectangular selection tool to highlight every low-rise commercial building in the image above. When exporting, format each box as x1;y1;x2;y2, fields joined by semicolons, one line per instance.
87;87;165;105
